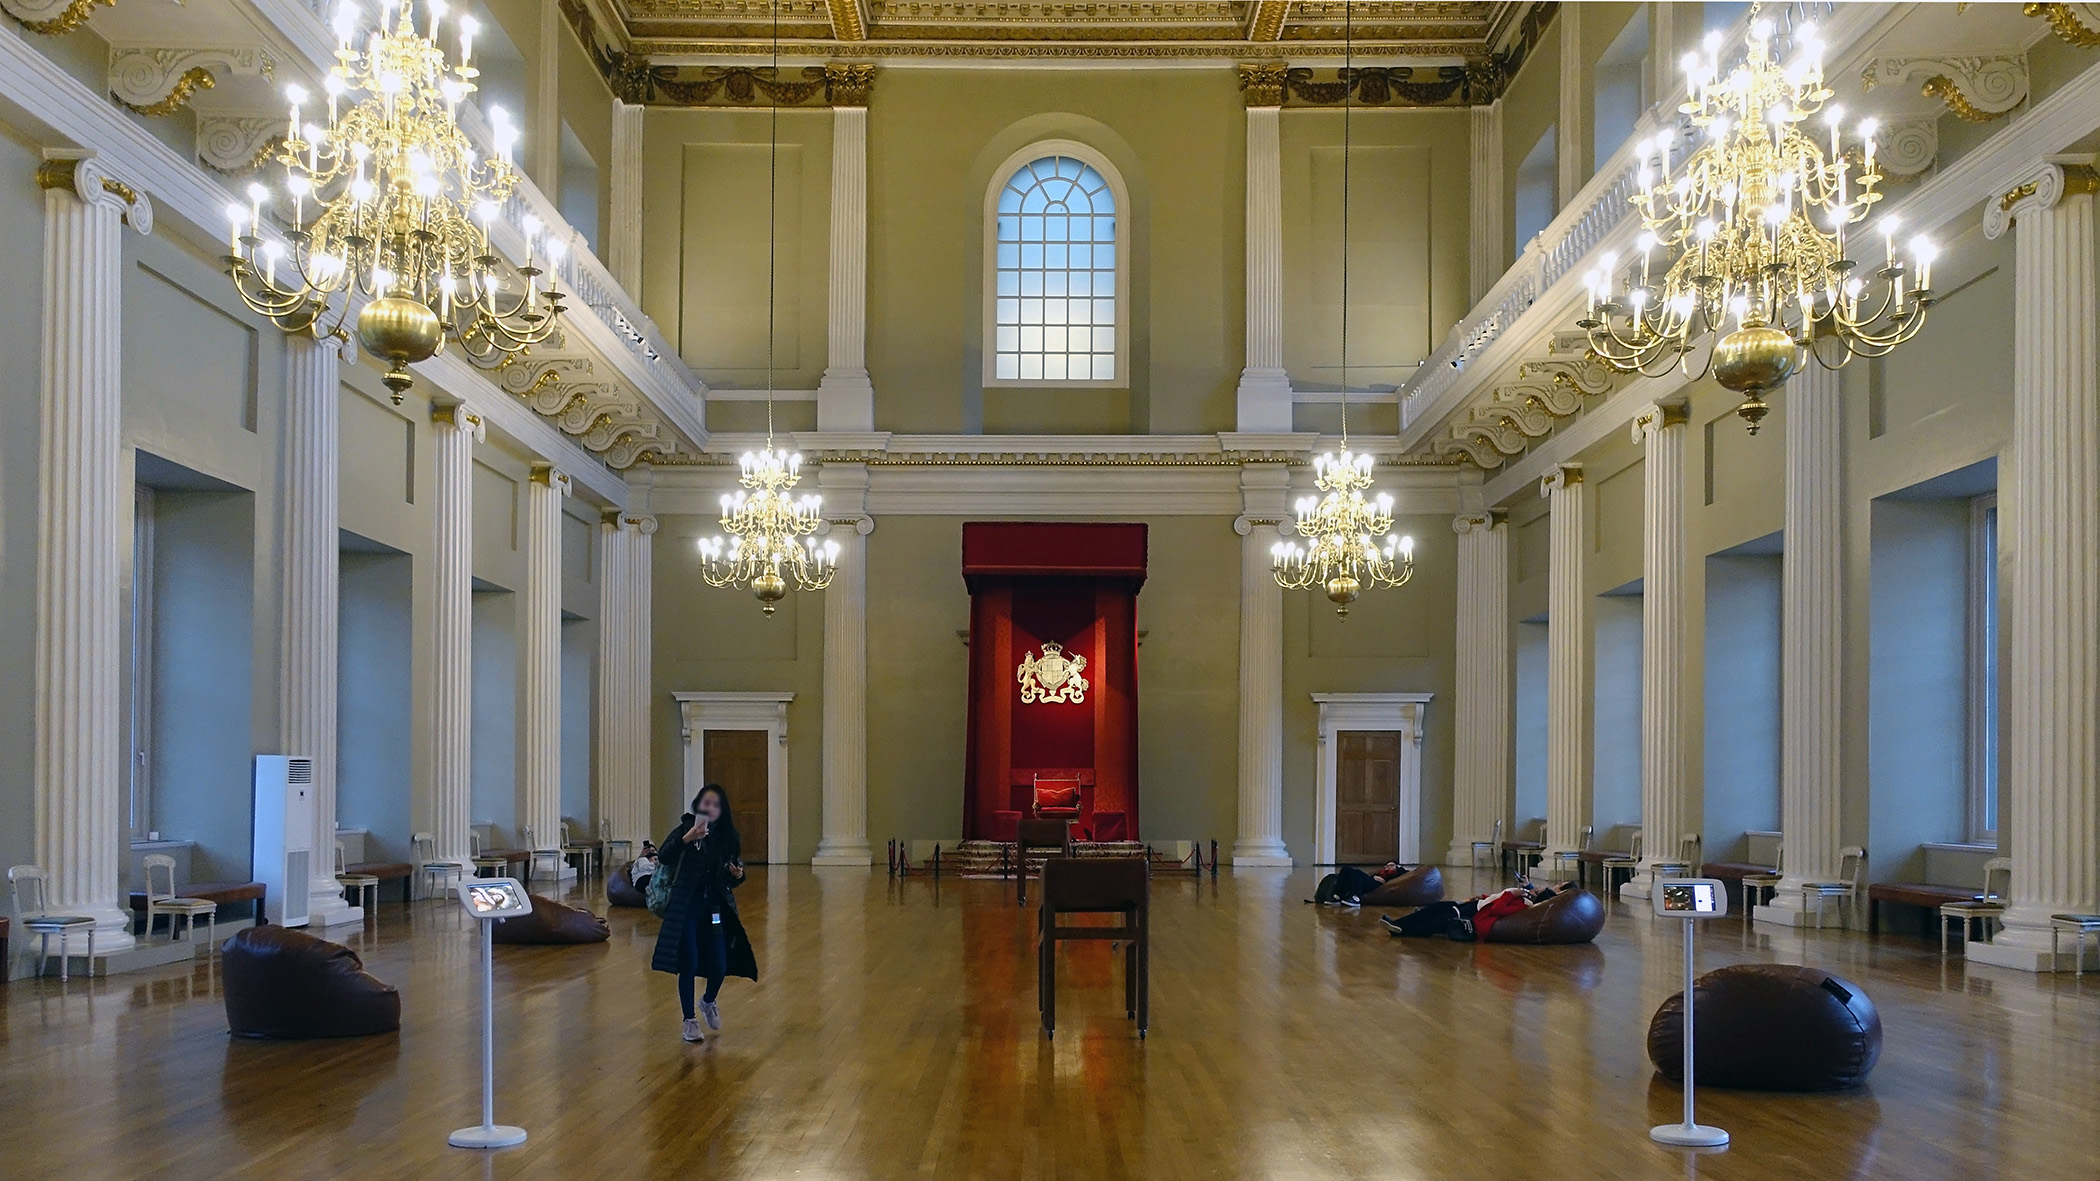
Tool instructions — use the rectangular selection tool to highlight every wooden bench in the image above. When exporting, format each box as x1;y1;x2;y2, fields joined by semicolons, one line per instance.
1703;861;1779;906
1578;847;1636;891
1867;882;1979;934
346;861;414;906
127;880;265;935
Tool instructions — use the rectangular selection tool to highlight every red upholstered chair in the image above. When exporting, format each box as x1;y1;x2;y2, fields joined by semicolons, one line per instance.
1033;774;1084;820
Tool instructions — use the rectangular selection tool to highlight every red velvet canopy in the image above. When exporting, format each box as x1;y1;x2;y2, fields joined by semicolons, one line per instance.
962;523;1145;842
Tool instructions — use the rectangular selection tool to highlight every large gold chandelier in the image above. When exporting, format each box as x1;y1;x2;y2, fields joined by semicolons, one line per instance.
1580;6;1936;433
223;0;564;400
1270;1;1414;617
698;2;841;615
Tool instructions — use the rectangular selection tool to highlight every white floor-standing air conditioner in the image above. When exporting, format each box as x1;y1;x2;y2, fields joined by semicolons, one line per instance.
253;755;314;927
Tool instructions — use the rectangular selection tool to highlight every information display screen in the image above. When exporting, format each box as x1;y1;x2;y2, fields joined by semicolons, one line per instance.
1652;877;1728;919
455;878;531;919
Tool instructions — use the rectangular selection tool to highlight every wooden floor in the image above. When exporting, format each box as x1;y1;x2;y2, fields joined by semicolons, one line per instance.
5;866;2097;1180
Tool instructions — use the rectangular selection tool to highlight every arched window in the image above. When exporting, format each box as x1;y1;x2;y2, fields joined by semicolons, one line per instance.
987;145;1125;385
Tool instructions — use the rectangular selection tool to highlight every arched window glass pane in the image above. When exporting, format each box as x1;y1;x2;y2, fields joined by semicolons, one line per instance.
993;155;1117;382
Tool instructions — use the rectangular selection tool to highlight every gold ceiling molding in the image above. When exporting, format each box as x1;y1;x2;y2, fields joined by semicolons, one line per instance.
1246;0;1290;42
108;46;274;118
1862;53;2030;124
631;62;878;106
2;0;113;36
826;0;870;41
1277;62;1488;107
496;354;696;469
1434;347;1622;470
2026;2;2100;46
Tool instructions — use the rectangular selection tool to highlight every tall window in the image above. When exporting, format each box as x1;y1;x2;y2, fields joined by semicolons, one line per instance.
988;147;1123;385
1967;493;2000;844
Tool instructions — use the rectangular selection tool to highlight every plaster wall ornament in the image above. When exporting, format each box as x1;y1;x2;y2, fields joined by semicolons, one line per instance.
1018;642;1088;706
1862;52;2029;122
2026;2;2100;47
1;0;113;36
108;45;275;116
1435;352;1622;470
495;353;690;468
1871;114;1940;179
195;114;282;174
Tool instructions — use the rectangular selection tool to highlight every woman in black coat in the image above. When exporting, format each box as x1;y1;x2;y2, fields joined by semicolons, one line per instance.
651;784;758;1042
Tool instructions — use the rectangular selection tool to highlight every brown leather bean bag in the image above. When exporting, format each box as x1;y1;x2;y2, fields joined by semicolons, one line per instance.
607;862;646;909
221;925;399;1039
1482;887;1606;944
490;894;611;944
1360;865;1444;908
1648;964;1883;1091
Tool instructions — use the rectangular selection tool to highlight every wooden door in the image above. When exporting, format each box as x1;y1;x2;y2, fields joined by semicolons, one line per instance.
1335;731;1402;864
704;729;770;863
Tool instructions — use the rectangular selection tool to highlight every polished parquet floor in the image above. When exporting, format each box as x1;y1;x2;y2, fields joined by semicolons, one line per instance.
4;865;2097;1180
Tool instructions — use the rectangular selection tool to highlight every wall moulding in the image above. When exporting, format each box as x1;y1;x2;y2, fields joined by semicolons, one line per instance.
1;0;111;36
495;352;695;469
195;114;283;175
108;45;276;117
1863;52;2030;123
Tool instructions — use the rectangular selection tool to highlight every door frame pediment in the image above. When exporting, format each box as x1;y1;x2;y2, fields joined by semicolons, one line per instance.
674;691;794;865
1312;693;1434;867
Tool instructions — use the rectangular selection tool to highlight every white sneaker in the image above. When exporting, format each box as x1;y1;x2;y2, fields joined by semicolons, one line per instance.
700;1000;721;1030
681;1017;704;1043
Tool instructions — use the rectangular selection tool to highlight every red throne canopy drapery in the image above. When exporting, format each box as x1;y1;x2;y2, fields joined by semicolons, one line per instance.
963;523;1145;843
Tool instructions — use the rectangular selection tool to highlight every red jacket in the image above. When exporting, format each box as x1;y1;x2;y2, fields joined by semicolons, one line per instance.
1472;889;1534;939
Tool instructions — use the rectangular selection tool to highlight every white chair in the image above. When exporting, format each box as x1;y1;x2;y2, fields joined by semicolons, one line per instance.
561;821;600;879
521;826;565;884
1802;846;1868;930
468;831;509;880
1742;842;1784;926
1506;819;1546;879
335;842;380;917
1940;857;2012;956
1470;819;1502;874
601;819;634;868
1550;825;1593;882
2051;914;2100;977
142;854;217;948
413;832;463;900
9;865;98;981
1601;832;1643;896
1648;832;1702;892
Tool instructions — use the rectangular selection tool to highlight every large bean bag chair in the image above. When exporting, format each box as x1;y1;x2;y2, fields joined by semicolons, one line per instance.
607;862;646;909
1361;864;1444;908
222;925;399;1039
1482;887;1606;944
1648;963;1882;1091
491;894;611;945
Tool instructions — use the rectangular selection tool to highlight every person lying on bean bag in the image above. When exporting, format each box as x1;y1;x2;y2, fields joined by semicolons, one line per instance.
1381;880;1579;941
1311;862;1413;906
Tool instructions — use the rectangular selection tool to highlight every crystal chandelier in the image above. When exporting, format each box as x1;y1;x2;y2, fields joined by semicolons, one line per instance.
1580;5;1936;433
1270;1;1414;617
223;0;565;401
698;2;841;615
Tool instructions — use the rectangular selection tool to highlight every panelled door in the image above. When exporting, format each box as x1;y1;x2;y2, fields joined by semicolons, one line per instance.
703;729;770;864
1335;730;1402;864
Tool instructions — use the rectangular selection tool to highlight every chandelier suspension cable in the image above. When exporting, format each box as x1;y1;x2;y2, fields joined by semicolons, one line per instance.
697;0;841;613
1339;0;1351;450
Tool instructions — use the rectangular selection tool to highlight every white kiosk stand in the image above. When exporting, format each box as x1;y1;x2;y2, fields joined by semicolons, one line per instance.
451;878;531;1150
1650;878;1730;1149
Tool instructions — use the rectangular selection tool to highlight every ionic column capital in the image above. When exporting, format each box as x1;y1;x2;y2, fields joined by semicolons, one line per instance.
430;398;487;440
1452;510;1505;536
1984;153;2100;239
36;151;152;232
528;462;573;495
1631;399;1690;442
1540;462;1583;497
1234;514;1285;537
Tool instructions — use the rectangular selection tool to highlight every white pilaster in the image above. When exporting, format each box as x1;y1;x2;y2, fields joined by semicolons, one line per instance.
607;99;646;297
815;523;873;865
1759;361;1847;926
429;401;482;866
518;464;571;876
1972;157;2100;970
1236;102;1293;433
284;333;359;926
1469;102;1505;306
1557;3;1586;206
1447;512;1511;866
33;153;148;954
1624;401;1690;900
1541;463;1589;877
595;513;636;847
818;105;876;432
1234;464;1291;864
625;516;657;836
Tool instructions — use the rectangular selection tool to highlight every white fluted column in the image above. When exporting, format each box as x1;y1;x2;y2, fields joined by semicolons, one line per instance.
429;401;482;866
607;99;645;297
32;154;148;957
1625;402;1690;900
1236;94;1292;433
1557;3;1585;206
1469;102;1505;306
284;333;359;926
595;513;636;846
818;105;876;432
1760;360;1847;925
1973;158;2100;970
815;519;873;865
625;516;657;837
1234;499;1290;865
1541;464;1589;877
518;464;571;873
1448;512;1511;866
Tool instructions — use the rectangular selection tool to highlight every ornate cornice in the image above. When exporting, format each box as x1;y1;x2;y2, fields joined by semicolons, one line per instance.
825;0;869;42
495;353;694;469
1246;1;1290;43
1435;345;1620;470
1863;53;2029;124
1275;62;1487;107
108;45;275;117
195;115;283;175
2;0;113;37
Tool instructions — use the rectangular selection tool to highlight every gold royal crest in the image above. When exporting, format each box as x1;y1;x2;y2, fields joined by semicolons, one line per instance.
1018;641;1089;705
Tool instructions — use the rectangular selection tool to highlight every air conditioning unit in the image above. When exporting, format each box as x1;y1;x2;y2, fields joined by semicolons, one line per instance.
254;755;315;927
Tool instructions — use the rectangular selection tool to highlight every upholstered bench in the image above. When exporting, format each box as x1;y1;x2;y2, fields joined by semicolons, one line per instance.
345;861;413;906
1648;963;1882;1090
607;862;647;909
1866;882;1978;934
490;895;611;945
130;880;265;934
1482;887;1605;944
1703;861;1779;906
222;924;400;1038
1578;846;1637;891
1361;865;1444;908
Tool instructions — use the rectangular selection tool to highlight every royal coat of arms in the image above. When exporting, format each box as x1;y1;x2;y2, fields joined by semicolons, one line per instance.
1018;642;1089;704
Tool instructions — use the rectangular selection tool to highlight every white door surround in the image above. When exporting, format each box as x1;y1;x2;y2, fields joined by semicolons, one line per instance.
674;692;793;866
1312;693;1434;867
